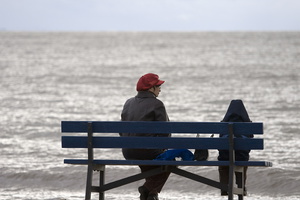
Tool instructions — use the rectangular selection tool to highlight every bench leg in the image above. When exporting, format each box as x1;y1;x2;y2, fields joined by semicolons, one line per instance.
228;165;234;200
85;164;93;200
85;164;106;200
98;165;105;200
235;166;245;200
220;166;246;200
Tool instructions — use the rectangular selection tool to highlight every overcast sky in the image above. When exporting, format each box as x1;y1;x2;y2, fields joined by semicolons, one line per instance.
1;0;300;31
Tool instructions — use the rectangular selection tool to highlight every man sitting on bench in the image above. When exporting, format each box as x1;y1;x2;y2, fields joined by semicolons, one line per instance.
120;73;170;200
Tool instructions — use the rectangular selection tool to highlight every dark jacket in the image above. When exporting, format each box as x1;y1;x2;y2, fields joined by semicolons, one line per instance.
218;100;253;161
120;91;170;160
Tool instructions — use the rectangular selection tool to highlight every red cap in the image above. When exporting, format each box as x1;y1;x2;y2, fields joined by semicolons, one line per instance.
136;73;165;91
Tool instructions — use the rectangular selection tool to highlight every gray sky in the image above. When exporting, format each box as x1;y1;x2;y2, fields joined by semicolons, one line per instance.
1;0;300;31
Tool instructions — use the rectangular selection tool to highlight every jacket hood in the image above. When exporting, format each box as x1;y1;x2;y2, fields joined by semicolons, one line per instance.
221;99;251;122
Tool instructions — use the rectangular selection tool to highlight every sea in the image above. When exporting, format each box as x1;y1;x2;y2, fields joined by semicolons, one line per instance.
0;31;299;200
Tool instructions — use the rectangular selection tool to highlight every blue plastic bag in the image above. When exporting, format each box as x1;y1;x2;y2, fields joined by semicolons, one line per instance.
154;149;194;161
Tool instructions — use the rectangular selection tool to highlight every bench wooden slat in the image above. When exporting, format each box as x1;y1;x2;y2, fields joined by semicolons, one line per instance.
61;121;263;136
64;159;272;167
62;136;264;150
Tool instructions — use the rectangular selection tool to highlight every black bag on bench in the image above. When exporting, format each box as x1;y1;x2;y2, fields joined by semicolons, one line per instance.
194;149;209;161
194;133;210;161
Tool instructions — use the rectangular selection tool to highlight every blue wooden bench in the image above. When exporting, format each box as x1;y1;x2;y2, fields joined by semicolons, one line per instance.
61;121;272;200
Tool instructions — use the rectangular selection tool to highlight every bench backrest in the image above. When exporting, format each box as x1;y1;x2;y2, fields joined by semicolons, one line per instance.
61;121;264;150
